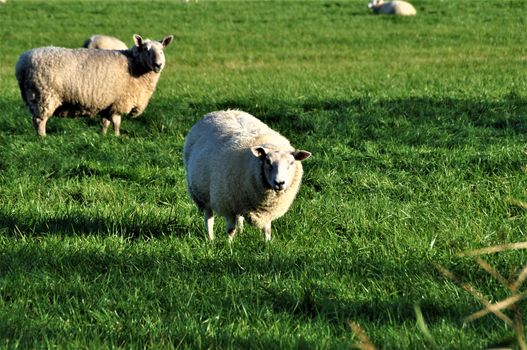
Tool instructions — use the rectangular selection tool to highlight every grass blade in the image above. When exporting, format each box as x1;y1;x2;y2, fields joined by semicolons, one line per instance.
414;304;437;349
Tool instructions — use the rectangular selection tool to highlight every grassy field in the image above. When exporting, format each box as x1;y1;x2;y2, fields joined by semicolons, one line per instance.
1;0;526;348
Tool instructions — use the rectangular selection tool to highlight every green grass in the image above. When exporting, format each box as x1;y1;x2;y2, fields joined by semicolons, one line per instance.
1;0;527;348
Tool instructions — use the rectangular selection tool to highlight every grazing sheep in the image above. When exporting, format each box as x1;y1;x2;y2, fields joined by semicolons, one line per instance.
184;110;311;242
83;35;128;50
368;0;417;16
15;34;173;136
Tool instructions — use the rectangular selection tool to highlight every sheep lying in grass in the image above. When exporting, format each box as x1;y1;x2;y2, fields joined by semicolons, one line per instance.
83;35;128;50
368;0;416;16
15;34;173;136
184;110;311;242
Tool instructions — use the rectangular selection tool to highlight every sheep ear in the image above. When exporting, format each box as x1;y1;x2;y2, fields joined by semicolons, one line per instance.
161;35;174;47
292;150;311;161
133;34;144;47
251;146;267;158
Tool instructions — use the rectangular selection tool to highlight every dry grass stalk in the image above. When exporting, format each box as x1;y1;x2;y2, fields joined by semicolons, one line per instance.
508;198;527;210
441;243;527;350
472;256;527;348
475;257;510;289
512;264;527;293
459;242;527;257
349;321;377;350
514;306;527;350
435;264;513;325
466;293;526;323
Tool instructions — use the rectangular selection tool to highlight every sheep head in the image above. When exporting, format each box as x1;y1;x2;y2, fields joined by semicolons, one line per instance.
132;34;174;73
368;0;384;10
251;146;311;192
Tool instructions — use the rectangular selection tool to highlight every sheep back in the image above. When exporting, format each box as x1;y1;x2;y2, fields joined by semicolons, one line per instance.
375;1;416;15
83;35;128;50
184;110;304;229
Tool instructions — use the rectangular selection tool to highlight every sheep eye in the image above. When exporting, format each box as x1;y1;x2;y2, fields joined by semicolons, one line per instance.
289;161;294;166
265;159;271;166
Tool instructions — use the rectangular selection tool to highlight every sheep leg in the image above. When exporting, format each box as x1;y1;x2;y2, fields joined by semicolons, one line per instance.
111;114;121;136
101;117;111;135
263;222;272;242
204;208;214;240
236;215;244;233
226;216;237;243
32;99;57;137
32;116;49;137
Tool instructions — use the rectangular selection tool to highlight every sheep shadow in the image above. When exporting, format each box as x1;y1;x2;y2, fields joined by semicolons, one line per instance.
190;94;527;143
258;281;471;325
3;94;526;139
0;209;190;239
0;97;108;136
8;94;521;141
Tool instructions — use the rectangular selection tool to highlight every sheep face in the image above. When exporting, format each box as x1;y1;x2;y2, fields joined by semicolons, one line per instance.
368;0;383;10
251;146;311;192
132;34;174;73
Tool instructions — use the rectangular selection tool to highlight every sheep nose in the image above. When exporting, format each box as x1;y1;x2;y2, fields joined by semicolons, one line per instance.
153;63;162;72
273;180;285;191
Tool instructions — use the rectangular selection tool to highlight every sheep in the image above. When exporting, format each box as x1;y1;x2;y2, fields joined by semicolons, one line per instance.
368;0;417;16
183;110;312;242
83;35;128;50
15;34;173;136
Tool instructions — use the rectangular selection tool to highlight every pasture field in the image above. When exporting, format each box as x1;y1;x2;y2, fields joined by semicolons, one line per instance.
1;0;526;348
